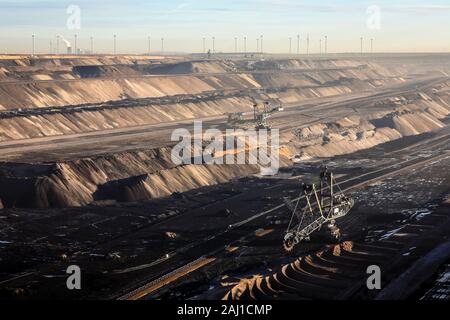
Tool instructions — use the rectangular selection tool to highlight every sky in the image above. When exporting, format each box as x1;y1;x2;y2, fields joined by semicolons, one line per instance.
0;0;450;54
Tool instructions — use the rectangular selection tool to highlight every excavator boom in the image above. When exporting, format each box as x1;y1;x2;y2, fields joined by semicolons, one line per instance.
283;168;354;252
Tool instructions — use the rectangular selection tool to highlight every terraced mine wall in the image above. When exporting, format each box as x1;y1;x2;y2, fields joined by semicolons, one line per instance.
287;92;450;160
0;57;448;209
0;83;372;141
0;58;400;111
0;59;402;141
0;148;263;208
0;55;175;81
0;94;255;141
1;89;448;209
0;73;263;110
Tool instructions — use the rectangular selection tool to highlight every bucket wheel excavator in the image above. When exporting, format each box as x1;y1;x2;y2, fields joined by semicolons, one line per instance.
226;101;283;130
283;167;355;252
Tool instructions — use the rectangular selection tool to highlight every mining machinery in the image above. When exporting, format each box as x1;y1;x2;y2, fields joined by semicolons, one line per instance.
254;101;282;130
226;101;283;130
226;112;245;125
283;167;354;252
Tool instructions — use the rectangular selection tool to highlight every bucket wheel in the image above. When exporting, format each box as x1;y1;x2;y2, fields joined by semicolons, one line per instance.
328;223;342;242
283;233;297;253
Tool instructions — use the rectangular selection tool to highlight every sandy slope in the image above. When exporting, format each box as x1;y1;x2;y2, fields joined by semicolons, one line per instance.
0;56;448;209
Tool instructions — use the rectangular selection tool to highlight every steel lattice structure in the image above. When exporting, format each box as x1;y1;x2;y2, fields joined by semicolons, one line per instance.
283;168;355;252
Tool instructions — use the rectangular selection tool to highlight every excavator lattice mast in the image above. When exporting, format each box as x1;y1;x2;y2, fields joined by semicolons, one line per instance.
283;167;354;252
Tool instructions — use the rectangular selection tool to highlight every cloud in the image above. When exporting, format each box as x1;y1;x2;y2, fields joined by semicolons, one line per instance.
233;1;450;14
159;0;198;20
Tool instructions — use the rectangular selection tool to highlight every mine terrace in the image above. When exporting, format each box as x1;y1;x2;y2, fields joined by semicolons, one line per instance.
0;53;449;300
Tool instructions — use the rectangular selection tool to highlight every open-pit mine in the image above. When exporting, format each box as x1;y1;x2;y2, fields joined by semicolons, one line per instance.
0;53;449;300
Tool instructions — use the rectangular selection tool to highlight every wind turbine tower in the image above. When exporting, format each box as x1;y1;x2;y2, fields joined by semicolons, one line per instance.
360;37;363;56
148;36;151;55
113;34;117;55
32;34;35;56
260;35;264;53
307;34;310;55
74;34;78;55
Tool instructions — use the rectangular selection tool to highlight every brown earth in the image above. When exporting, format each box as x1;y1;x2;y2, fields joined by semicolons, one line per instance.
0;55;449;209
